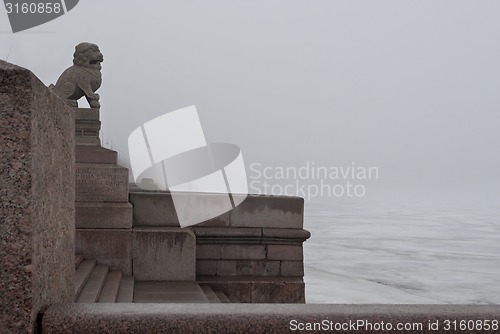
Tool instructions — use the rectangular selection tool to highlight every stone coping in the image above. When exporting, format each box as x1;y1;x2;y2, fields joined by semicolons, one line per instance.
193;227;311;244
75;145;117;164
42;304;500;334
128;187;303;201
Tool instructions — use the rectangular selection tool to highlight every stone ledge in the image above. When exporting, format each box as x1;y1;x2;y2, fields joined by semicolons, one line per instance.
193;227;310;245
42;304;500;334
261;228;311;240
193;227;262;238
76;146;117;164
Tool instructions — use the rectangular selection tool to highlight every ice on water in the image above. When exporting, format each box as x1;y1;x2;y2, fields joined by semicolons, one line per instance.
304;194;500;304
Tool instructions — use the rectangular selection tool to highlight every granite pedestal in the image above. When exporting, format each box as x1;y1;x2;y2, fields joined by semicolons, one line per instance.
74;108;133;274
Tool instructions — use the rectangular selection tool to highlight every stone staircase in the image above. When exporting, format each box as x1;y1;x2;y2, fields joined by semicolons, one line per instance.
75;255;233;303
75;255;134;303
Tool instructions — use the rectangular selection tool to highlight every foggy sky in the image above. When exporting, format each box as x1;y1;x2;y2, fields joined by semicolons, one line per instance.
1;1;499;200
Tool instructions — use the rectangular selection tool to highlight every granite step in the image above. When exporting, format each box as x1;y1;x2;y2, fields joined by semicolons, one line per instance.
98;270;123;303
75;254;83;269
214;290;230;303
76;264;109;303
76;145;118;164
133;281;209;303
116;275;135;303
75;259;96;299
200;286;221;303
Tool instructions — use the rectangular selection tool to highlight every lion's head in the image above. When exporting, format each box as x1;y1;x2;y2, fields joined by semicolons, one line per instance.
73;42;104;70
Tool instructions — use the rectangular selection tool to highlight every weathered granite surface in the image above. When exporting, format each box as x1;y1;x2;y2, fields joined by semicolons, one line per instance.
42;304;500;334
129;192;179;227
229;194;304;229
129;192;304;228
0;60;75;334
75;229;132;275
76;202;132;229
193;224;309;301
76;145;117;164
75;163;129;202
197;276;305;303
74;108;101;146
133;227;196;281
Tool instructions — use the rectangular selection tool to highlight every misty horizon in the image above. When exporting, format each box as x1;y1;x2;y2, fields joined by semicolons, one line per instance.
1;1;499;200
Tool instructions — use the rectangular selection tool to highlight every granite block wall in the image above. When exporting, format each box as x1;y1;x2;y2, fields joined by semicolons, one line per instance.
196;243;306;277
192;196;310;303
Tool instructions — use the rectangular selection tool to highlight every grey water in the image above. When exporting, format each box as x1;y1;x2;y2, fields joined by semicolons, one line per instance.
303;193;500;304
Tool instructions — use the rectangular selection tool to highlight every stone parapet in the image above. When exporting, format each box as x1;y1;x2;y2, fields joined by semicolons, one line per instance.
41;304;500;334
129;192;304;229
129;191;309;301
228;194;304;229
0;60;75;334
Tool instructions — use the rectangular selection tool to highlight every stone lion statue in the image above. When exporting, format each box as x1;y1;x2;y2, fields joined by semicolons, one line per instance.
50;42;104;108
